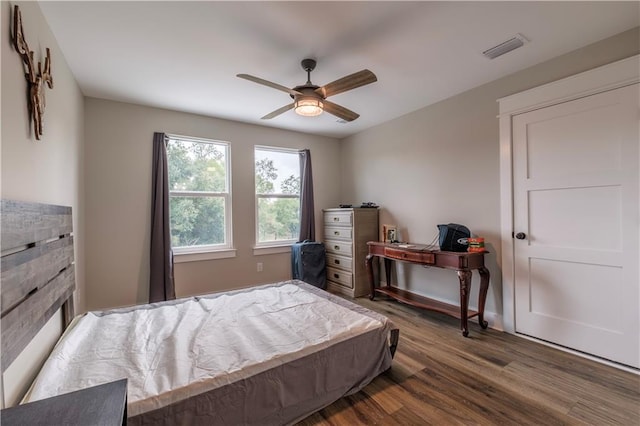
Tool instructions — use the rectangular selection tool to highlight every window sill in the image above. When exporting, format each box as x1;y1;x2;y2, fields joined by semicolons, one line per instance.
174;249;236;263
253;244;293;256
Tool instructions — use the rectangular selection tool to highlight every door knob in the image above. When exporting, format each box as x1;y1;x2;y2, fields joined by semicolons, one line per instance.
515;232;526;240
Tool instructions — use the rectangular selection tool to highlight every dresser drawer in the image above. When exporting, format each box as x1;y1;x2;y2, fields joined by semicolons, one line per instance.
327;267;353;288
384;247;435;264
325;240;353;257
324;226;352;241
323;211;352;227
326;253;352;271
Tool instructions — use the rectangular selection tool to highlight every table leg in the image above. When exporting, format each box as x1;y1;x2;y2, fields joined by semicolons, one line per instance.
457;270;472;337
384;258;392;286
366;254;376;300
478;266;490;329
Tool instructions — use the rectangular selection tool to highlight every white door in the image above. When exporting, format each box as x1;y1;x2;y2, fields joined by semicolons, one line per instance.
513;84;639;368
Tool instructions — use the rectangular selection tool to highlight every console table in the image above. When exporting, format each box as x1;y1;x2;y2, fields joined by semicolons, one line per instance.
366;241;490;337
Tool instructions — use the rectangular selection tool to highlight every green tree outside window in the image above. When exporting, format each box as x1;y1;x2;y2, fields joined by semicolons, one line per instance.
255;147;301;244
167;137;230;249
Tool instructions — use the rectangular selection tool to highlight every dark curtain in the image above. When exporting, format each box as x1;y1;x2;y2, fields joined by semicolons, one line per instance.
298;149;315;242
150;132;175;303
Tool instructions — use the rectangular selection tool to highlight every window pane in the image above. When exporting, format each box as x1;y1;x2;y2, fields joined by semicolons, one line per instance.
257;197;300;243
255;149;300;195
170;196;225;247
167;139;227;192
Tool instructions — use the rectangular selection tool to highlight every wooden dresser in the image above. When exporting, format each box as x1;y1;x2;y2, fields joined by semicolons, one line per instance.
323;207;379;297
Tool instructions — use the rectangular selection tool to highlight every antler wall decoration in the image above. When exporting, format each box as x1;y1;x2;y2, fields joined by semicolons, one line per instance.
12;5;53;140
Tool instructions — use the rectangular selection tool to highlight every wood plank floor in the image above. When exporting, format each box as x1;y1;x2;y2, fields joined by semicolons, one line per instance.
297;297;640;426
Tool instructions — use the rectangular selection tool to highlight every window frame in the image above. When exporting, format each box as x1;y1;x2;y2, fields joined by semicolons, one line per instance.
166;134;233;258
254;145;301;249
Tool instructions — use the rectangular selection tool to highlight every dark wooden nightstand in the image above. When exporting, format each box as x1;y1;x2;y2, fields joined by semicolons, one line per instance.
1;379;127;426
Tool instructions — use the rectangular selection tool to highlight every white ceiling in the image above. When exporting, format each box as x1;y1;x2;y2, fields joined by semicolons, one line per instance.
39;1;639;139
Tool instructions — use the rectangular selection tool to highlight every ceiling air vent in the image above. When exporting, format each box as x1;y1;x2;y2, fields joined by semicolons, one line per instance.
482;34;528;59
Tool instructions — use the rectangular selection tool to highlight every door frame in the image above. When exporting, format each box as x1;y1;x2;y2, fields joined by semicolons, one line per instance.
498;55;639;334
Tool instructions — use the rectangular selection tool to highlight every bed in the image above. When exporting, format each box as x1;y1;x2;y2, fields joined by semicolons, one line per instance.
1;199;399;425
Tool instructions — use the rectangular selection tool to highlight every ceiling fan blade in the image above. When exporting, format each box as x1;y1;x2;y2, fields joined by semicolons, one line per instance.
322;100;360;122
261;103;294;120
237;74;302;96
315;69;377;98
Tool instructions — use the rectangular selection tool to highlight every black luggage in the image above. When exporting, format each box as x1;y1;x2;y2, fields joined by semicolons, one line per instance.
291;240;327;289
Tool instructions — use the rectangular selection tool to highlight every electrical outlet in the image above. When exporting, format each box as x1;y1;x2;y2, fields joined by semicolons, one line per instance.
257;262;263;272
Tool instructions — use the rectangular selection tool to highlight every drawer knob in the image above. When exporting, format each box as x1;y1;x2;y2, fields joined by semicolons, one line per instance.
334;259;340;265
334;245;340;250
334;273;340;279
333;217;339;222
334;231;339;235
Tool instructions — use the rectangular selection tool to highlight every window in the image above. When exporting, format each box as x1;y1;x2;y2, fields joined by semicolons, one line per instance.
167;135;231;253
255;146;300;246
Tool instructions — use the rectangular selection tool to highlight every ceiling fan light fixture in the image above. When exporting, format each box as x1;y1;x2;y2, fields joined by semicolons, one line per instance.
294;97;323;117
238;58;376;121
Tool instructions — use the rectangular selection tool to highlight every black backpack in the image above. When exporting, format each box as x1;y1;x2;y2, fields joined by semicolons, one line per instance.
437;223;470;252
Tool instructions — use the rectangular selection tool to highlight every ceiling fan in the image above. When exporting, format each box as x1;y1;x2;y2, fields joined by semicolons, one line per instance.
237;59;377;122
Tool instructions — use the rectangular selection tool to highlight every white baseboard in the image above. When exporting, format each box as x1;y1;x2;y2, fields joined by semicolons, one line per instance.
514;333;639;374
483;311;503;331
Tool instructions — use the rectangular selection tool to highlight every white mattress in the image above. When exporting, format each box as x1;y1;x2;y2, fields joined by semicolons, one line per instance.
24;281;393;418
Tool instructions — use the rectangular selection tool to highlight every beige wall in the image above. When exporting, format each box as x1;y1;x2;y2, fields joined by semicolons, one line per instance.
1;1;85;406
84;98;341;311
1;2;636;407
339;27;640;326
